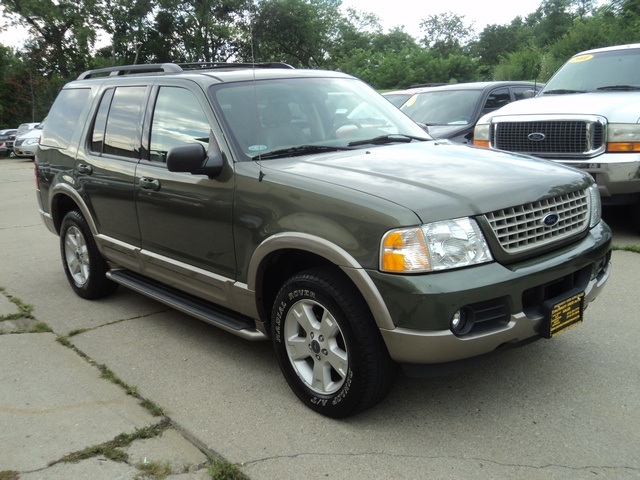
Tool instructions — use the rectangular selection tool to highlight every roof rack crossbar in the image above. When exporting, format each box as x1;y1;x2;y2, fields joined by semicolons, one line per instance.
77;63;183;80
177;62;295;70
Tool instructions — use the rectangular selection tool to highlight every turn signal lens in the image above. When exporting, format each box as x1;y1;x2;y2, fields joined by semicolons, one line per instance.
380;218;493;273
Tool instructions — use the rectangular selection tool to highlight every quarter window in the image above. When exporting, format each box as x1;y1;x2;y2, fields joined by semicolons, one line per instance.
149;87;210;163
40;88;91;149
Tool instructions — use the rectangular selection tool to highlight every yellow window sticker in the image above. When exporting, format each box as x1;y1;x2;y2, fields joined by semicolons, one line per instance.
569;54;593;63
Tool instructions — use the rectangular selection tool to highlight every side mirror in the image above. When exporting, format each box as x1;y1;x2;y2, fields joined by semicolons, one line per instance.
166;142;224;178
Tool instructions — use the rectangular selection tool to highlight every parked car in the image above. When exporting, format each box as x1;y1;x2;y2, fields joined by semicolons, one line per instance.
13;123;42;159
382;87;423;107
16;122;40;135
398;81;543;143
473;43;640;230
382;84;447;108
36;62;611;418
0;128;17;157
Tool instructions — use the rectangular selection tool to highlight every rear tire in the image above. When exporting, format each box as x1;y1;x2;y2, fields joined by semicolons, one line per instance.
271;268;395;418
60;210;118;299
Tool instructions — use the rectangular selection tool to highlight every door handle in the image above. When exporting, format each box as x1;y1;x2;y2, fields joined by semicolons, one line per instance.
139;177;161;191
76;163;93;175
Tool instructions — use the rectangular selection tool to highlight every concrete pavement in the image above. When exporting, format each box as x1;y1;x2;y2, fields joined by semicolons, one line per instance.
1;156;639;479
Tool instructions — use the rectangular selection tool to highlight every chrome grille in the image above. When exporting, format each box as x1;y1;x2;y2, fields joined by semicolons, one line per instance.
491;120;605;157
485;190;589;254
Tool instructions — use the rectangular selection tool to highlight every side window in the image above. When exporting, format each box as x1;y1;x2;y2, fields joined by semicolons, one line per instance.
90;89;114;153
149;87;210;163
513;86;538;100
483;87;511;112
40;88;91;149
91;86;146;159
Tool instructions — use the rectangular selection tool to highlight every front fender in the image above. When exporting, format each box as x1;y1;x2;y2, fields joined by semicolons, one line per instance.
247;232;395;330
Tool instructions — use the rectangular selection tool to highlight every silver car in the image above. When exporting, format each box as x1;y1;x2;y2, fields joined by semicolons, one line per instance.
0;129;17;157
13;124;42;159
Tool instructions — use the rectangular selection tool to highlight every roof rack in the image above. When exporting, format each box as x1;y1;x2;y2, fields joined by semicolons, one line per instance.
177;62;295;70
77;61;295;80
77;63;183;80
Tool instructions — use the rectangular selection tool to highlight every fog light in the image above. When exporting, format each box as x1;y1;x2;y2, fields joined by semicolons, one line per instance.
450;308;474;336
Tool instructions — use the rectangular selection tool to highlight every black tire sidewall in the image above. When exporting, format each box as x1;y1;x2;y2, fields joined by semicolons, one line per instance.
272;270;384;418
59;210;116;299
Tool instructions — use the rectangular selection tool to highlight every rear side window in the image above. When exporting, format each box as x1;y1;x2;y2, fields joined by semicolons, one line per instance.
90;86;146;158
41;88;91;149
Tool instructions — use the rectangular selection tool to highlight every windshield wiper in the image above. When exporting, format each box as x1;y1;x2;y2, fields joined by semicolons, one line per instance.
542;89;587;95
596;85;640;91
251;145;352;160
347;134;429;147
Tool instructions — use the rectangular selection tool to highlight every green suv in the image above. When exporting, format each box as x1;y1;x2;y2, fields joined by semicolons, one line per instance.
35;63;612;418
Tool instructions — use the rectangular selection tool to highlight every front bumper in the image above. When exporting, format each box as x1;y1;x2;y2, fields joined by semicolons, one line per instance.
371;222;612;365
557;153;640;203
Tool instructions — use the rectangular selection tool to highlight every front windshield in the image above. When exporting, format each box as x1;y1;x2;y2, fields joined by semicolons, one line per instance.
210;77;428;160
542;48;640;93
400;90;481;126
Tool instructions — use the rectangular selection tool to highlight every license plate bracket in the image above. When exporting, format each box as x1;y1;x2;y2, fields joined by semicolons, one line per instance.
542;290;585;339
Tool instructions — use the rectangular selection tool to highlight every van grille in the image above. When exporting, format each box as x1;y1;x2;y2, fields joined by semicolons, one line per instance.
485;190;589;254
491;120;605;157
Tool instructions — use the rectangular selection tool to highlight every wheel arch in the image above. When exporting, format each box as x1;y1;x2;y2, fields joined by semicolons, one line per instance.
247;232;395;331
49;183;97;235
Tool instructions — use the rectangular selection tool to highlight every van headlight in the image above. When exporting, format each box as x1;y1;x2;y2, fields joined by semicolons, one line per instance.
380;218;493;273
472;122;490;148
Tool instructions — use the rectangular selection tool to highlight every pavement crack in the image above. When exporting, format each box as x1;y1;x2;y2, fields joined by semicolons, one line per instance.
67;308;171;337
239;451;640;475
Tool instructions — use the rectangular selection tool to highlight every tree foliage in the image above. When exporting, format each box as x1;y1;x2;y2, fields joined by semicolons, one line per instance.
0;0;639;128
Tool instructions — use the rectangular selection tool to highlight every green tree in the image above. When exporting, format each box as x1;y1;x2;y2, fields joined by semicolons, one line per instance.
1;0;99;77
252;0;342;67
94;0;156;65
525;0;575;47
419;12;475;56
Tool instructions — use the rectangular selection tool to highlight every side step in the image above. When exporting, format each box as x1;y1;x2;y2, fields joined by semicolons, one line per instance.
107;269;267;341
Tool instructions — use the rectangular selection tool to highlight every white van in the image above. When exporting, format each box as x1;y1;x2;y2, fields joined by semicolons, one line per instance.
473;43;640;229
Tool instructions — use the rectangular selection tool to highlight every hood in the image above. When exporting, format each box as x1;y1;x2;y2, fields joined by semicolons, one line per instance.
485;92;640;123
264;141;591;223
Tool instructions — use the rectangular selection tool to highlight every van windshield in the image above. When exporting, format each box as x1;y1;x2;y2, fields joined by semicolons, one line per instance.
542;48;640;94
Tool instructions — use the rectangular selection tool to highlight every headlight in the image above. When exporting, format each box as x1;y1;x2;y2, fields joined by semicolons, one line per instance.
472;122;490;148
588;184;602;228
380;218;493;273
607;123;640;152
24;138;39;145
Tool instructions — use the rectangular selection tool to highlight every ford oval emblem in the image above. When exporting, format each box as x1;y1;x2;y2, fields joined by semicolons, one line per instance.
542;213;559;227
528;132;546;141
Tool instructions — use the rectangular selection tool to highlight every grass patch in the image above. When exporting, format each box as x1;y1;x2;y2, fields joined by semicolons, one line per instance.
613;244;640;253
0;471;20;480
135;460;172;479
140;398;165;417
0;288;35;321
208;459;249;480
57;421;170;465
30;322;52;333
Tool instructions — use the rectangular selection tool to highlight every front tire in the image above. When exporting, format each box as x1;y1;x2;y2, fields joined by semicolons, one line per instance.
60;210;118;299
271;268;395;418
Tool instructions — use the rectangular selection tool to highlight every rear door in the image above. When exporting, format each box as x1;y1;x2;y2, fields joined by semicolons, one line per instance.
75;83;149;249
